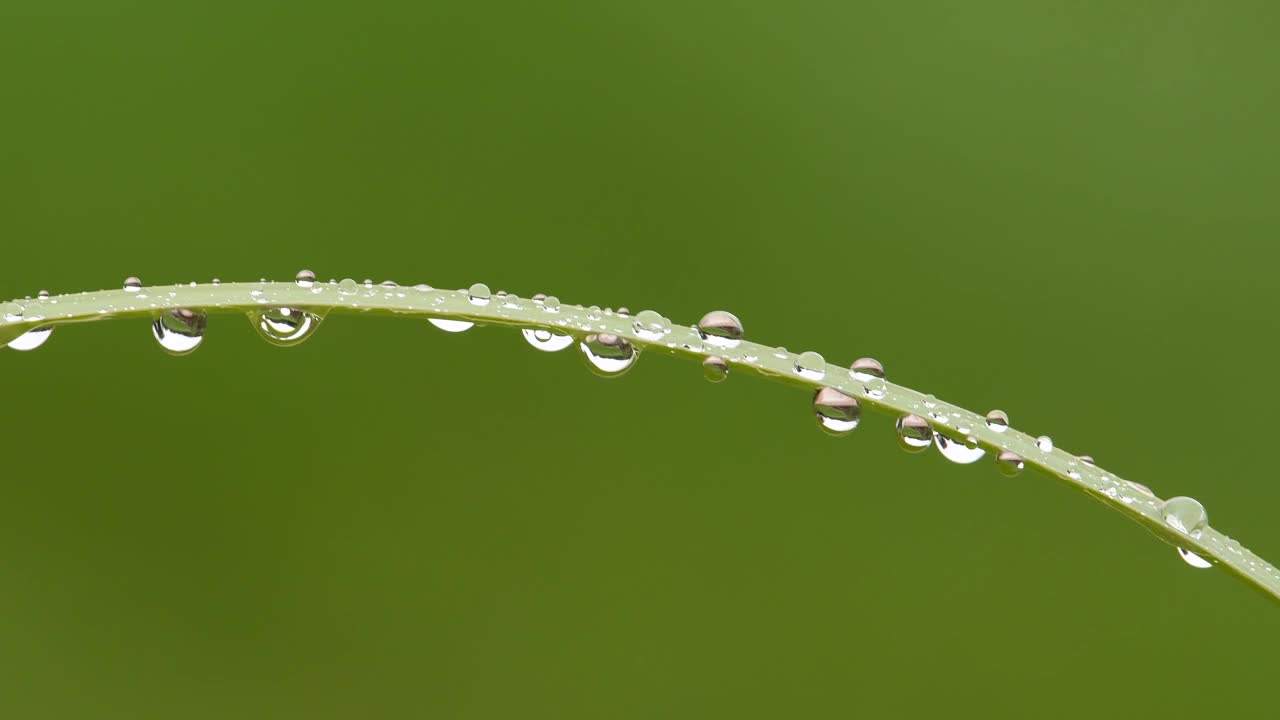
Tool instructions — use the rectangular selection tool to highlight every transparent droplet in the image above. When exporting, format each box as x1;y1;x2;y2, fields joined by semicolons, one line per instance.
381;280;398;288
696;311;743;348
37;289;50;300
702;356;728;383
542;296;561;313
896;414;932;453
211;278;221;285
151;308;207;355
849;358;884;382
253;307;322;346
1177;548;1213;569
1161;496;1208;536
794;351;826;381
531;293;547;303
985;409;1009;433
467;283;491;306
1036;435;1054;453
813;387;860;435
295;269;316;288
338;278;359;295
429;318;475;333
996;451;1024;477
1;302;23;322
934;433;986;464
1130;481;1154;497
579;333;637;376
521;327;573;352
616;307;631;317
6;325;53;351
123;276;142;292
632;310;669;341
1078;455;1095;466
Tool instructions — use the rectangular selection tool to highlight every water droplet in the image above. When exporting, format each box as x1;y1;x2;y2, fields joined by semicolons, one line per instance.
996;451;1024;477
338;278;359;295
151;308;207;355
896;414;932;453
1079;455;1095;465
37;289;50;300
632;310;669;341
1;302;23;321
586;305;602;320
381;280;398;288
1036;435;1054;453
6;325;53;351
521;327;573;352
934;433;986;464
1177;548;1213;569
1130;481;1154;497
696;311;743;348
295;269;316;288
1161;496;1208;536
794;351;826;381
531;293;547;304
985;409;1009;433
211;278;221;285
467;283;491;306
123;276;142;292
429;318;475;333
253;307;322;346
616;307;631;317
849;358;884;382
579;333;637;376
813;387;860;435
702;356;728;382
542;296;561;313
414;283;433;292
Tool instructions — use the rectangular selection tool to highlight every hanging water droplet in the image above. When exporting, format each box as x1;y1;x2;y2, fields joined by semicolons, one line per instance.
696;311;743;348
338;278;359;295
1177;547;1213;569
996;451;1024;477
253;307;322;346
151;308;207;355
123;276;142;292
1036;435;1054;453
521;327;573;352
579;333;637;376
295;269;316;288
896;414;932;453
542;296;561;313
632;310;669;341
1;302;23;322
429;318;474;333
813;387;860;435
6;325;53;351
1161;496;1208;536
985;410;1009;433
467;283;491;306
794;351;826;381
849;358;884;382
934;433;986;464
702;356;728;383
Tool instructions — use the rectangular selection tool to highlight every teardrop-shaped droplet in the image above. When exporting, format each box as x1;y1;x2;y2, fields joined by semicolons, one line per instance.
151;308;207;355
794;351;826;381
253;307;322;346
1161;496;1208;536
696;311;743;348
632;310;669;341
337;278;359;295
429;318;474;333
6;325;53;351
934;433;986;464
813;387;860;435
468;283;491;306
123;276;142;292
295;269;316;288
985;409;1009;432
579;333;637;376
702;356;729;383
896;414;932;453
521;327;573;352
1036;435;1054;453
849;357;884;382
996;451;1024;477
1177;547;1213;569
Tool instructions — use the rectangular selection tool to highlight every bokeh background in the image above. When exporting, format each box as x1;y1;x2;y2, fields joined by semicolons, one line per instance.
2;2;1278;717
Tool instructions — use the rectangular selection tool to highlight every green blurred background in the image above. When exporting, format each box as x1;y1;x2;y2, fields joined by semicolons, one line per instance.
2;1;1278;717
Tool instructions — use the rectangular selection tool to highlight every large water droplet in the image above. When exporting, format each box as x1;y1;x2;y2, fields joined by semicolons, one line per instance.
849;358;884;382
253;307;322;346
151;308;207;355
1036;435;1054;453
793;351;826;381
429;318;474;333
468;283;491;306
579;333;637;376
934;433;986;464
6;325;53;351
996;451;1024;477
702;356;728;383
696;311;743;348
123;276;142;292
896;414;932;453
1177;547;1213;569
337;278;359;295
632;310;669;341
521;327;573;352
295;269;316;288
985;409;1009;433
813;387;860;435
1161;496;1208;536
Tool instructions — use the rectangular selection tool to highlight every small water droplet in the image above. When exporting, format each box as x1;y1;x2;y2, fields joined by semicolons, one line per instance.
1036;435;1054;453
295;269;316;288
151;308;207;355
1161;496;1208;536
896;414;932;453
253;307;322;346
37;289;50;300
531;293;547;304
211;278;221;285
696;311;743;348
542;296;561;313
794;351;826;381
1130;481;1154;496
1078;455;1095;465
6;325;53;351
1;302;23;321
985;409;1009;432
996;451;1024;477
616;307;631;317
429;318;475;333
414;283;433;292
521;327;573;352
1177;547;1213;569
381;280;398;288
580;333;637;376
702;356;728;382
337;278;359;295
123;277;142;292
849;358;884;382
467;283;491;306
813;387;860;435
934;433;986;464
632;310;669;341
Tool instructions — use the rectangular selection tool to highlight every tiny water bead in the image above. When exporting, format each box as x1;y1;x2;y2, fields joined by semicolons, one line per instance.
37;289;50;300
985;410;1009;433
123;277;142;292
696;311;743;348
429;318;475;333
295;269;316;288
532;293;547;304
702;356;729;382
253;307;322;346
1036;435;1054;453
1079;455;1095;465
849;357;884;382
996;451;1025;477
468;283;491;306
152;308;207;355
1178;548;1214;569
933;433;986;464
542;296;561;313
521;327;573;352
812;387;860;435
794;351;826;381
6;325;53;351
1160;496;1208;536
338;278;359;295
632;310;669;341
896;414;932;453
579;333;637;376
